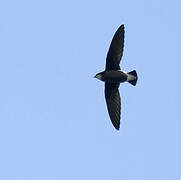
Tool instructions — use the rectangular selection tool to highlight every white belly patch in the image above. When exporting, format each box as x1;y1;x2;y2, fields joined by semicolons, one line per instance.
127;73;136;81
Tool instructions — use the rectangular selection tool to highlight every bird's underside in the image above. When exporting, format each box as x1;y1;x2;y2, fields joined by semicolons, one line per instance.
102;70;128;83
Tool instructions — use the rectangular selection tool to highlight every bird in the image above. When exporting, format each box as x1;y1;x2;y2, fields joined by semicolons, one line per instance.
94;24;138;130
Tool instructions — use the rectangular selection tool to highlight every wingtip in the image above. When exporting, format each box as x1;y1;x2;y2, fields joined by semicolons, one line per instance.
114;124;120;130
120;24;124;29
112;122;120;130
115;127;120;131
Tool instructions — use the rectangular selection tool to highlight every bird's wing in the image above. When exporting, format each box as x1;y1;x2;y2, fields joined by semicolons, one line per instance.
105;24;125;70
105;83;121;130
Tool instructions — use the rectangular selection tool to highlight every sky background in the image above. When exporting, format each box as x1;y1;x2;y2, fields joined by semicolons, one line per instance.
0;0;181;179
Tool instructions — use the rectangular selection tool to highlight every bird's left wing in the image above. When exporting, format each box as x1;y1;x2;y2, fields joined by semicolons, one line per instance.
106;24;125;70
105;83;121;130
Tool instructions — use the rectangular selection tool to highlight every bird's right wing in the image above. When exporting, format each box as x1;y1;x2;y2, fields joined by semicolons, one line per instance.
106;24;125;70
105;83;121;130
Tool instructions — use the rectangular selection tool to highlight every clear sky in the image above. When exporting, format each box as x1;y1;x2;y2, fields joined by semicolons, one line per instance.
0;0;181;179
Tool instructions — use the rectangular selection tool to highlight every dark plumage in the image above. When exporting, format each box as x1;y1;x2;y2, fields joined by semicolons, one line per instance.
106;24;124;71
94;24;138;130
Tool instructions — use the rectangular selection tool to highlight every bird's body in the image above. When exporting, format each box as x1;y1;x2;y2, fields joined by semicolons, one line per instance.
95;70;129;83
94;24;138;130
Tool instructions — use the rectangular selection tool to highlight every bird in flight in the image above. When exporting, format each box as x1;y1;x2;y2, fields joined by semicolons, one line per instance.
94;24;138;130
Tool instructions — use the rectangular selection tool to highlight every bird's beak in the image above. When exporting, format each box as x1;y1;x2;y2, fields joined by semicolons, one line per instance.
94;75;97;78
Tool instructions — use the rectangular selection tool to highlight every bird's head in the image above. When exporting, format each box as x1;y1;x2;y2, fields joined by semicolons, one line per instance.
94;72;104;81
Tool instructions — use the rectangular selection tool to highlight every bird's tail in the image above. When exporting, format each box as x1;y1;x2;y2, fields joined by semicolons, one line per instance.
127;70;138;86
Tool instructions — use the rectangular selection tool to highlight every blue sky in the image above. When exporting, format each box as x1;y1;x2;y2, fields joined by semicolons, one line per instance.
0;0;181;179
